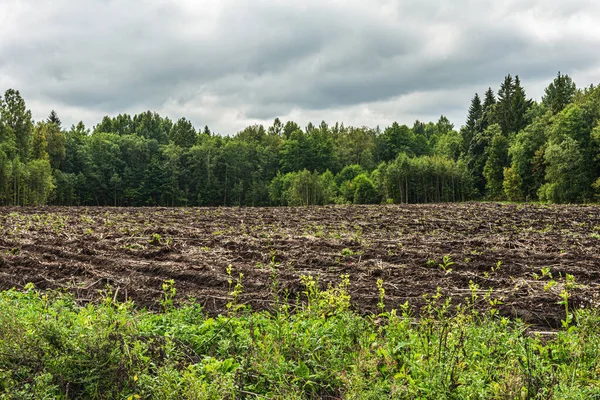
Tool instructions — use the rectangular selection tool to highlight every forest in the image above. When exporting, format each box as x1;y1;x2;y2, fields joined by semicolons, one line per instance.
0;72;598;207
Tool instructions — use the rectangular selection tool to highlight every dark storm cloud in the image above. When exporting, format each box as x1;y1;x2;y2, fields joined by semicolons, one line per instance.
1;0;600;132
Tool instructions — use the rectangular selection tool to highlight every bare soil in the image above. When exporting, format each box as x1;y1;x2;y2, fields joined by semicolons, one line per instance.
1;203;599;328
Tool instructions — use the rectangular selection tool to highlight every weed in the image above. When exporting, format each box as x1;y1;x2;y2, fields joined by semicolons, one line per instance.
352;225;363;244
438;255;454;274
226;265;244;314
161;279;176;311
149;233;162;246
559;274;579;329
0;276;600;398
376;279;385;314
492;260;502;273
341;248;354;257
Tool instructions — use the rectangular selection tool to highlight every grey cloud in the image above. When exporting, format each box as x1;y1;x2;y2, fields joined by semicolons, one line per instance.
1;0;600;132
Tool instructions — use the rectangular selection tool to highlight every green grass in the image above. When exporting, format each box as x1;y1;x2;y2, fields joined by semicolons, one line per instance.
1;278;600;399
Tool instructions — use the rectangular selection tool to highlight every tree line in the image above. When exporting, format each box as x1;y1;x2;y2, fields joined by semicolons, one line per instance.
0;72;598;206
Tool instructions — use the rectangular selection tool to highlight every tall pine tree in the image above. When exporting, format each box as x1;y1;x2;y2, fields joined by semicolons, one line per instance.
462;93;483;153
47;110;61;127
511;76;532;134
481;87;496;132
466;93;483;132
496;75;514;135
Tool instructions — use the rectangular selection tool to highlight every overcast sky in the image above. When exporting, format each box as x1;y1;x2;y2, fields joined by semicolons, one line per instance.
1;0;600;135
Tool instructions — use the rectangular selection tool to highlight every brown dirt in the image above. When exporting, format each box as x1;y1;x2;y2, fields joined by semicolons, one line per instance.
1;203;599;328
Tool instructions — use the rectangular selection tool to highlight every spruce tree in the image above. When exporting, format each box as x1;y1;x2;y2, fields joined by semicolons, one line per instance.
47;110;61;128
465;94;482;132
542;72;577;114
463;93;483;153
496;75;514;135
481;87;496;132
511;76;532;134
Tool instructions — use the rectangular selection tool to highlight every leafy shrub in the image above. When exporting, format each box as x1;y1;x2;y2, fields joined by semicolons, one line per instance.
1;280;600;398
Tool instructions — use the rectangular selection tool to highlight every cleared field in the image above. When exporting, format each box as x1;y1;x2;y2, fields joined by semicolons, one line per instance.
1;203;599;328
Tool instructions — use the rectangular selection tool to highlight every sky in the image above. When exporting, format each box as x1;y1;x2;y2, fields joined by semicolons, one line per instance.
1;0;600;135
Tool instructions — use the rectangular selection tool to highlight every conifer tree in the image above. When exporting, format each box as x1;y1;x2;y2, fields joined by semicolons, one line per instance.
542;72;577;114
481;87;496;132
47;110;61;127
496;75;514;135
465;94;482;133
511;76;532;133
462;93;483;153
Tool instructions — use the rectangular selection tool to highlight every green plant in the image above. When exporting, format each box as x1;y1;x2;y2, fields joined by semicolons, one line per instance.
376;279;385;314
559;274;578;329
161;279;176;311
341;248;354;257
533;267;553;280
226;265;244;314
438;255;454;274
541;267;552;279
352;225;363;243
149;233;162;246
1;278;600;398
492;260;502;273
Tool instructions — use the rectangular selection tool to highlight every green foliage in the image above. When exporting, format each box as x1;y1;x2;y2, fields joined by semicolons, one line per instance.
434;129;463;161
438;254;454;274
352;173;379;204
335;164;365;203
1;89;33;162
2;72;600;206
503;165;524;201
465;93;483;134
377;122;429;162
481;87;497;132
506;115;550;200
24;159;55;205
2;280;600;399
539;137;590;203
543;72;577;114
333;126;376;170
377;153;473;203
279;125;335;174
149;233;162;246
465;123;497;196
169;117;197;148
483;129;509;200
269;169;337;206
